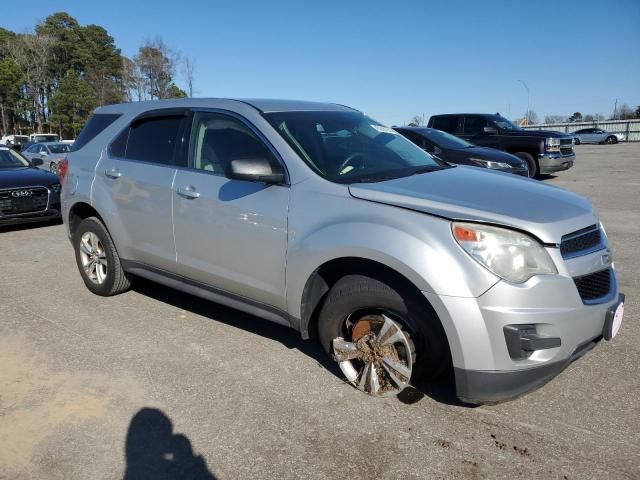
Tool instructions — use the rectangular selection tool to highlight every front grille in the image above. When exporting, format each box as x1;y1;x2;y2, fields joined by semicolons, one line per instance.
560;138;574;156
574;268;612;302
560;225;602;257
560;147;573;156
0;187;48;215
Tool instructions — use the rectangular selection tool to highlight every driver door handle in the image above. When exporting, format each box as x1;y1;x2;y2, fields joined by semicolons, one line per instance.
177;186;200;199
105;168;122;179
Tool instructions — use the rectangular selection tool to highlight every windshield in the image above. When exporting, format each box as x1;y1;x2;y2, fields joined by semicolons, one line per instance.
47;143;71;154
0;149;30;168
489;115;522;131
419;129;474;149
264;111;446;183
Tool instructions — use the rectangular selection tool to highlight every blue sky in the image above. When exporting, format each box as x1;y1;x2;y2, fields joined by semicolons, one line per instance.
3;0;639;125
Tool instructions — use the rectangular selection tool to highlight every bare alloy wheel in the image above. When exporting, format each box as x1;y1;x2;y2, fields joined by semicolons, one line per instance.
78;232;108;284
332;312;414;397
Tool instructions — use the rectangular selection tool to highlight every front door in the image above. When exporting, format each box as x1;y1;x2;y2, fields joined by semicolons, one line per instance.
172;111;289;309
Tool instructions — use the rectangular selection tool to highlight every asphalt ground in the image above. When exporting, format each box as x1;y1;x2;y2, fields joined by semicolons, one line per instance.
1;143;639;479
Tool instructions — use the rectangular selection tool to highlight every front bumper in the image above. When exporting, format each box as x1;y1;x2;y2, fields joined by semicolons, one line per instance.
424;249;621;404
0;208;60;225
538;151;575;174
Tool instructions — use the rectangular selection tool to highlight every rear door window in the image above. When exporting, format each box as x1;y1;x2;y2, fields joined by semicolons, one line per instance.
431;116;459;134
110;115;186;165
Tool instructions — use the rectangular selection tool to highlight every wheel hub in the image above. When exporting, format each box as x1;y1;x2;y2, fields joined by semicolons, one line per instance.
332;313;413;397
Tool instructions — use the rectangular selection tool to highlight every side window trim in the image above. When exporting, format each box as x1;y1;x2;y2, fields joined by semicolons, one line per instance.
185;108;290;185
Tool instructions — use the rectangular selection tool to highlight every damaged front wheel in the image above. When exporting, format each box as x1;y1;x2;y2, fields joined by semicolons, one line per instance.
318;275;449;398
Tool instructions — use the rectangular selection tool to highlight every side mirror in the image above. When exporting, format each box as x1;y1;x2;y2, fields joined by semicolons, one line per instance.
32;158;44;166
226;157;285;184
483;126;498;134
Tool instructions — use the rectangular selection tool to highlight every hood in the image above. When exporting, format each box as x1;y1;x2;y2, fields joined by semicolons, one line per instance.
503;129;571;139
0;167;59;189
348;166;597;244
449;146;525;167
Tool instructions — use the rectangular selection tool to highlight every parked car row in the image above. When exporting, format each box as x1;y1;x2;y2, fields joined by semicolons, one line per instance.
1;133;74;152
51;98;623;405
21;142;72;174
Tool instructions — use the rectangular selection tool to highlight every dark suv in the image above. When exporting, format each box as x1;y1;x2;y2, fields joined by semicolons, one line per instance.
428;114;575;177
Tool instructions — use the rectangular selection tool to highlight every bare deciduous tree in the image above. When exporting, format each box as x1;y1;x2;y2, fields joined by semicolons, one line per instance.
134;37;179;100
408;115;423;126
7;33;55;133
182;56;195;98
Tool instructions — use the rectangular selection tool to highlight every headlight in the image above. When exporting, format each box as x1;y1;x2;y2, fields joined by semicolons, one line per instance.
469;158;513;170
452;222;557;283
545;137;561;152
50;183;61;193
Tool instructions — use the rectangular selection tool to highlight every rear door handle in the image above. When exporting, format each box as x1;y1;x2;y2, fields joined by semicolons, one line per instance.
176;186;200;199
105;168;122;179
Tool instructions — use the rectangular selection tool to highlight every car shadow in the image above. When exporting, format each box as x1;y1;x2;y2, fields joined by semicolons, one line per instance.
124;407;217;479
0;218;62;233
537;174;558;181
131;278;465;407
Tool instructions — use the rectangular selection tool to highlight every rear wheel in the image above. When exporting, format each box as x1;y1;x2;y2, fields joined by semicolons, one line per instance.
514;151;538;178
74;217;131;296
606;136;617;144
573;137;580;145
49;161;58;175
317;275;450;397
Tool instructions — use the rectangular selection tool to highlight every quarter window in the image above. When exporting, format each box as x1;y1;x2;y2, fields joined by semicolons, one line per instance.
190;112;276;174
431;116;459;134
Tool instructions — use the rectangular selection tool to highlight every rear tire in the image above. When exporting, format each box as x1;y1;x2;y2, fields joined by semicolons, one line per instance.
317;275;450;396
573;137;580;145
74;217;131;296
49;162;58;175
514;151;538;178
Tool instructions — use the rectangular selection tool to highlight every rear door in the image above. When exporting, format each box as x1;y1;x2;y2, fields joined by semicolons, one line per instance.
172;110;289;309
94;109;188;271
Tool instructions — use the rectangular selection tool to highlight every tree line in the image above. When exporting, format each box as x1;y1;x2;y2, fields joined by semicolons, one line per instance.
0;12;195;139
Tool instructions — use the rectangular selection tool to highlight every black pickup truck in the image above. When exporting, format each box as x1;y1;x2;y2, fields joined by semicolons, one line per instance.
427;113;575;177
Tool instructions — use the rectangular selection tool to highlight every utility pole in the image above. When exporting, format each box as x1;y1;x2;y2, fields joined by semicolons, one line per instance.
517;80;530;125
613;98;618;120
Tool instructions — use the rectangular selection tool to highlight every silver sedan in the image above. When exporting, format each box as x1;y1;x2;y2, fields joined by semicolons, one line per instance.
21;142;71;173
573;128;625;145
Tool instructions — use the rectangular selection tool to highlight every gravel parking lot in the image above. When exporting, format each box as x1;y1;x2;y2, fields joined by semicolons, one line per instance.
1;143;639;480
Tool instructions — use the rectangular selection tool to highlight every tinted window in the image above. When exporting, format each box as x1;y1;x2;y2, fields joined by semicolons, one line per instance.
191;112;275;174
431;116;459;134
396;129;426;148
72;113;121;151
0;148;30;168
125;116;184;164
463;116;491;135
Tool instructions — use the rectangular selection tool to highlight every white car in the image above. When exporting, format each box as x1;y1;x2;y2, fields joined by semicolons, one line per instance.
573;128;625;145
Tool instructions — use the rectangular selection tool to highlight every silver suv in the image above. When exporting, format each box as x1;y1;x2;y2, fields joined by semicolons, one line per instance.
60;99;625;403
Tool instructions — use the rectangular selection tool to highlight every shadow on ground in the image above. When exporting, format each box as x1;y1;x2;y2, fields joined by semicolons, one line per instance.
132;278;465;407
0;218;62;233
124;407;216;479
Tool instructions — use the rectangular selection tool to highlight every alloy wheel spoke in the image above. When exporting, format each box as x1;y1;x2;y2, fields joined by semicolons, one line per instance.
332;338;361;362
378;316;405;347
382;357;411;382
358;362;371;391
80;239;92;256
367;363;381;395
